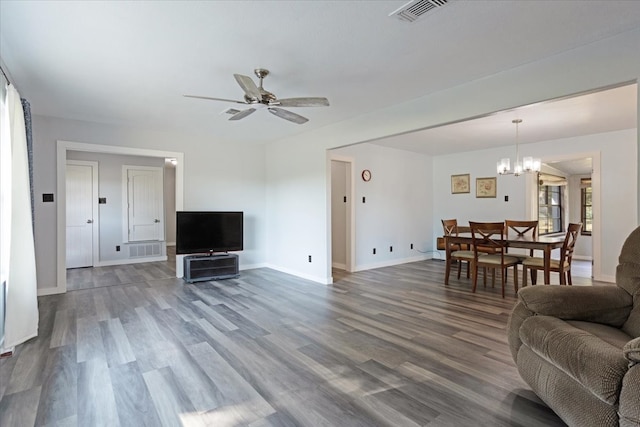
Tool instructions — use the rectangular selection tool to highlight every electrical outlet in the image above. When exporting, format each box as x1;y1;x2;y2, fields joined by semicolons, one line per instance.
390;246;393;252
116;245;120;252
373;248;376;255
410;243;414;249
308;255;312;263
362;196;366;203
504;195;509;202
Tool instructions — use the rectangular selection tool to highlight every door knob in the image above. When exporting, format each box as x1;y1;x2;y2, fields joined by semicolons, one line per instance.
87;219;93;224
154;219;160;223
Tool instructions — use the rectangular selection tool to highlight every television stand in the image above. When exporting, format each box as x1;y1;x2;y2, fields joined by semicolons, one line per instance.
183;253;239;283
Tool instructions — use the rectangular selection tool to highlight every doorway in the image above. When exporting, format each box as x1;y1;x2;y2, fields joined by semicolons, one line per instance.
330;158;354;272
541;156;595;278
54;141;184;295
530;154;599;279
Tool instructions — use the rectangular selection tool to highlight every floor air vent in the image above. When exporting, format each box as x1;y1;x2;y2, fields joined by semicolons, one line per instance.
389;0;450;23
129;242;162;258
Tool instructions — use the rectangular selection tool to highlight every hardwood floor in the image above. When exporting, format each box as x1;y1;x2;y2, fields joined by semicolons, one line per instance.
1;256;598;426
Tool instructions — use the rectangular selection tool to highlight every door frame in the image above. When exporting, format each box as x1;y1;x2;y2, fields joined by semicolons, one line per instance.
53;140;184;296
65;160;99;268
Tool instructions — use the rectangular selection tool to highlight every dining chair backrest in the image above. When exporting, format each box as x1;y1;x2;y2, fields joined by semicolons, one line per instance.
469;221;507;256
442;219;458;237
561;223;582;265
505;220;538;239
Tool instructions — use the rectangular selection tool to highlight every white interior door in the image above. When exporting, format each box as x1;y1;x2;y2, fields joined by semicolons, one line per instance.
126;167;164;242
66;163;95;268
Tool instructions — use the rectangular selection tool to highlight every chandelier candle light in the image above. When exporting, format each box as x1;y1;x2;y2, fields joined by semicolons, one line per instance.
497;119;541;176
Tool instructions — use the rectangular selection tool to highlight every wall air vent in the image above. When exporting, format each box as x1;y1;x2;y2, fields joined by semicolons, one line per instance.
389;0;450;23
129;242;162;258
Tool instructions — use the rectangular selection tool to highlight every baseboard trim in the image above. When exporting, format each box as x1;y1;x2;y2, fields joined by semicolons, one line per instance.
37;286;65;296
95;256;168;267
263;264;332;285
239;262;268;271
354;255;430;272
595;274;615;283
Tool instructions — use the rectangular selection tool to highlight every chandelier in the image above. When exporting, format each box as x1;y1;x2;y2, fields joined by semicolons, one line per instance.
497;119;541;176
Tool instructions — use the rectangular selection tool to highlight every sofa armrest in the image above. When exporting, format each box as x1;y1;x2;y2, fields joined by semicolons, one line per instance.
518;285;632;327
507;301;534;362
624;337;640;365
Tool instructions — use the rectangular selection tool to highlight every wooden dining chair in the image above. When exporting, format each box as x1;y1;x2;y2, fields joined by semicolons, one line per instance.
469;221;520;298
505;219;539;261
522;223;582;286
442;219;474;285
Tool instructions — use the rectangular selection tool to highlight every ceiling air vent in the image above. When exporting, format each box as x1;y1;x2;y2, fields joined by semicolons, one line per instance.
389;0;450;23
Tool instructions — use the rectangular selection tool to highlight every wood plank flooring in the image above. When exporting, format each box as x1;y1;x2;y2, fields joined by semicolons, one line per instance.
1;256;597;426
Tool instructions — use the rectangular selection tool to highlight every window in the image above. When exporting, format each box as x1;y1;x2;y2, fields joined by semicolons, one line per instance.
539;185;563;235
581;178;592;235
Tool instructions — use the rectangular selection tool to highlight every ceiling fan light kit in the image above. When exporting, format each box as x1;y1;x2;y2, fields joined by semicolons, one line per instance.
185;68;329;124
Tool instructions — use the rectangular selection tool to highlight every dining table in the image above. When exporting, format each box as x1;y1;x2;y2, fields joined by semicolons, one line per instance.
444;232;567;285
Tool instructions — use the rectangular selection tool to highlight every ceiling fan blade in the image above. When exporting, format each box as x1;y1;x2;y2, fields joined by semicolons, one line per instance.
229;108;256;121
276;97;330;107
233;74;262;101
184;95;247;105
268;107;309;124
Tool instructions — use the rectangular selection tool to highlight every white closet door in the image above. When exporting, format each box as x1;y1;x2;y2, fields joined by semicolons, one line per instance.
127;167;163;242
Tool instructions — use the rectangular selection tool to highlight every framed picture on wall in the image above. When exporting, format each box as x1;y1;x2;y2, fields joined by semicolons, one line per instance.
451;174;470;194
476;177;497;198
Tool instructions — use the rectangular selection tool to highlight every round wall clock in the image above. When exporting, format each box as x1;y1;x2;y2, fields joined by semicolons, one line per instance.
361;169;372;182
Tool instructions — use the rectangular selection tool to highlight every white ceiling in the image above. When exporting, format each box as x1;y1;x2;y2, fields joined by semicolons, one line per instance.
1;1;639;151
370;83;638;155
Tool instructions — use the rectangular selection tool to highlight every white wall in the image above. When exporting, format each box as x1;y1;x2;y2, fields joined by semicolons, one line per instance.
265;140;329;283
330;143;433;271
264;28;639;284
32;115;267;291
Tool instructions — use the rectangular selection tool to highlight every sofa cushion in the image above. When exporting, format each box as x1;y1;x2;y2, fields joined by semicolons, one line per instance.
566;320;633;349
520;315;629;405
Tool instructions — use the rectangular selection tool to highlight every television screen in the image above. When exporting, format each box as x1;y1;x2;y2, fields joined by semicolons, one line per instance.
176;211;243;255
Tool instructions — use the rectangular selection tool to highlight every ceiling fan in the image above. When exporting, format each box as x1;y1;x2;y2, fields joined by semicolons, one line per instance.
184;68;329;124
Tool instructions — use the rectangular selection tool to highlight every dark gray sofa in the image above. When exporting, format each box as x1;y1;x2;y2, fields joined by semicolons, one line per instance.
507;226;640;426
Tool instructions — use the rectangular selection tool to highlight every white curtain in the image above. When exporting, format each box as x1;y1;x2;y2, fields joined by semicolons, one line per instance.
1;83;38;350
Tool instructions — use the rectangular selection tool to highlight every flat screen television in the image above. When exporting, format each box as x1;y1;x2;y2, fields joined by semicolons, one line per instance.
176;211;243;255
